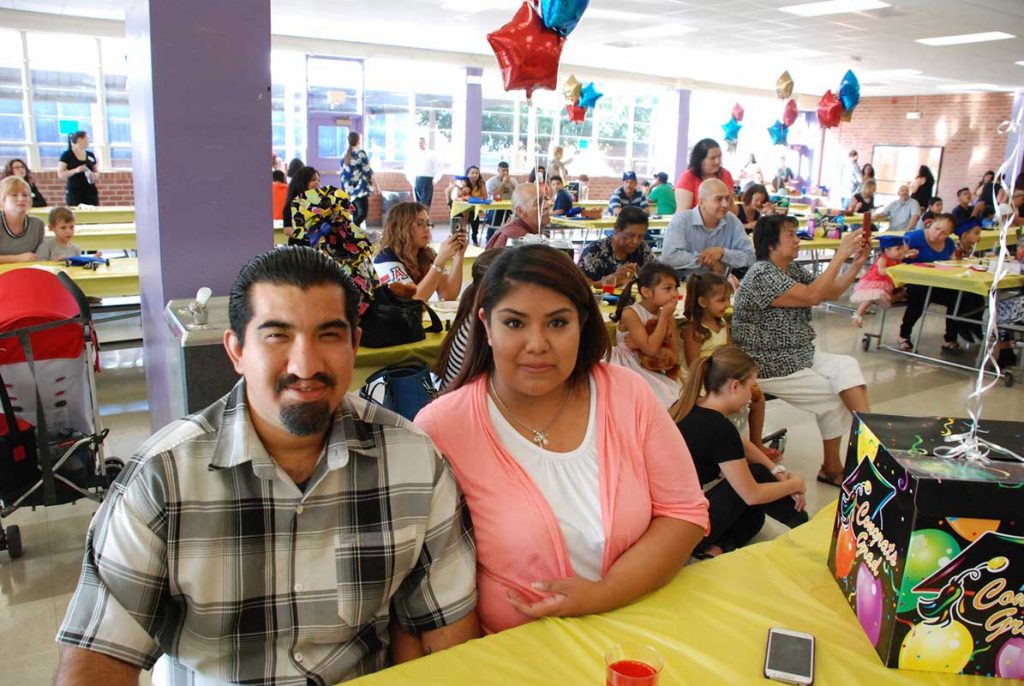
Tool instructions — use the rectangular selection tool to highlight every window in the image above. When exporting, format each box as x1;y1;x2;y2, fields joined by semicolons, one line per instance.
0;30;28;164
102;39;131;168
28;33;100;168
307;56;362;115
271;50;306;164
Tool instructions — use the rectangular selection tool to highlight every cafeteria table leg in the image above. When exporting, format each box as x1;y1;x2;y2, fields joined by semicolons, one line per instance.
911;286;933;353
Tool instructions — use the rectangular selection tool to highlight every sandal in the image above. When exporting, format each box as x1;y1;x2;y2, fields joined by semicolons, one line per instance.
817;469;844;487
851;314;863;328
897;337;913;352
941;341;965;354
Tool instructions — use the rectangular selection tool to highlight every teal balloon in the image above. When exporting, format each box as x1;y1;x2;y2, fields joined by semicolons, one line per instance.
540;0;590;36
578;82;603;109
839;69;861;113
722;117;742;142
897;529;961;613
768;120;789;146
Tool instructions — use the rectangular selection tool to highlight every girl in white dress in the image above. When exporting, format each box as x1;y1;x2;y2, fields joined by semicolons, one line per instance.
610;262;682;408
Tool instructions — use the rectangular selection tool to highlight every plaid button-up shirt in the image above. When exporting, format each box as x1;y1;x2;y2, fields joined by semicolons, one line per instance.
57;381;477;685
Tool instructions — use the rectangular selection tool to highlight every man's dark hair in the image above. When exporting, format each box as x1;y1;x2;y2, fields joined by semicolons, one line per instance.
752;214;799;261
497;161;510;169
229;247;360;345
548;174;563;183
272;170;285;183
929;196;942;206
957;187;971;196
286;157;304;178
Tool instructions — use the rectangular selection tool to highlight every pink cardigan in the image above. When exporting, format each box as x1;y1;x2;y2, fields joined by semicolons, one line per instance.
415;362;709;634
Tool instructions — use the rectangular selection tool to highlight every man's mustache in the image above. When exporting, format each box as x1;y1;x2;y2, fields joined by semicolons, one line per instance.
274;372;336;394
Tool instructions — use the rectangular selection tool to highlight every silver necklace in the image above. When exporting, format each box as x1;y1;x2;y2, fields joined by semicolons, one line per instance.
488;377;571;447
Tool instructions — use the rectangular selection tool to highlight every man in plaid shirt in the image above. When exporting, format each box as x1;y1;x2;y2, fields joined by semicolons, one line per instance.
56;247;479;685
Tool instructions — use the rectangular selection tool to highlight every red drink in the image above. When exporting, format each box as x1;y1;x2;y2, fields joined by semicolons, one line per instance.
603;283;615;295
607;659;659;686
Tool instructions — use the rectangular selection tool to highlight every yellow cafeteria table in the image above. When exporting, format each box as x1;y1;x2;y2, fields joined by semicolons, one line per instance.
450;199;607;219
867;262;1024;376
0;257;139;298
72;223;137;251
29;205;134;224
548;215;672;231
351;502;988;685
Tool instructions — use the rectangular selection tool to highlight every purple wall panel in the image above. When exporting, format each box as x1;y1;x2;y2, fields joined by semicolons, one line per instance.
127;0;272;429
674;89;691;179
464;67;483;169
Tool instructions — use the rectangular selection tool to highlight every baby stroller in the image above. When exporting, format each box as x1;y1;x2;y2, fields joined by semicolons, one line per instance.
0;268;123;558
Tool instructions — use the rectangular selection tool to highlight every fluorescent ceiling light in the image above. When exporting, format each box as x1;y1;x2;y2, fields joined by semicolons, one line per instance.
905;112;921;120
622;23;696;39
916;32;1015;46
586;8;656;23
862;69;923;78
780;0;889;18
1016;60;1024;66
440;0;507;12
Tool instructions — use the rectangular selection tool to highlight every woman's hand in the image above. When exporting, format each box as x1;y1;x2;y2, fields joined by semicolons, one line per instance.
614;263;636;285
436;233;462;263
837;229;864;261
506;577;605;619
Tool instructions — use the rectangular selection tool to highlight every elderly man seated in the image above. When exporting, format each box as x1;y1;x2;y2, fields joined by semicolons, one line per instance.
732;215;870;487
486;183;549;249
661;178;755;278
873;183;920;232
607;171;649;216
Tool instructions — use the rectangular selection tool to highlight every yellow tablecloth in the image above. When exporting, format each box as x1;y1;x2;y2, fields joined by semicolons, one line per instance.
73;223;137;251
450;200;512;219
351;502;989;685
889;263;1024;297
29;205;135;224
549;216;672;231
0;257;139;298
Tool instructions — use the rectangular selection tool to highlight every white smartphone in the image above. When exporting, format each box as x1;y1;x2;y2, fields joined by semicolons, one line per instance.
764;627;814;685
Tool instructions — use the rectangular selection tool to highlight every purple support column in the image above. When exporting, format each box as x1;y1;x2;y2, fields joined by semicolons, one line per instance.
464;68;483;169
1005;90;1023;186
673;89;691;178
126;0;272;429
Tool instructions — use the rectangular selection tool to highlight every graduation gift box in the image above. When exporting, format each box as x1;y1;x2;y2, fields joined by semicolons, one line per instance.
827;413;1024;679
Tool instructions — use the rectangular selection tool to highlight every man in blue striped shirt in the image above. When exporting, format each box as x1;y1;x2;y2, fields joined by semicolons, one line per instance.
607;171;649;216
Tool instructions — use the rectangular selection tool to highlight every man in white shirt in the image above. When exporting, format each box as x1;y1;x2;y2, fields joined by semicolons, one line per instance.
873;184;921;232
405;137;443;209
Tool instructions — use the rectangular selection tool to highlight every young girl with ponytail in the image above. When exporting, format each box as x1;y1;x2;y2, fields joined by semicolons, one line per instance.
671;346;808;559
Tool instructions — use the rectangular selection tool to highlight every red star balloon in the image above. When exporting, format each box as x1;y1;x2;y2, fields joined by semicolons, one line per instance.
782;99;798;127
487;2;565;98
566;102;587;123
817;90;842;129
731;102;745;122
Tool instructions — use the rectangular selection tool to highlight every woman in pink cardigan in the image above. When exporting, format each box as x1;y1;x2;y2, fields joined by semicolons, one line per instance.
415;245;709;634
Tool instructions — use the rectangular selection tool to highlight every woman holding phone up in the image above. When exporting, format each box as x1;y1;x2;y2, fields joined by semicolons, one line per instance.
372;201;465;301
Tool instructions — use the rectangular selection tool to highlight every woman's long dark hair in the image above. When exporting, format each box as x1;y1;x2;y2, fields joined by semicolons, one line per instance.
435;248;504;383
2;158;34;183
918;165;934;183
688;138;721;179
466;165;485;195
67;130;88;150
447;244;610;391
284;166;319;228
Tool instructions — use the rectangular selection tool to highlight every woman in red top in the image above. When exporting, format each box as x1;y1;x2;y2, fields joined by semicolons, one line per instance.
674;138;735;211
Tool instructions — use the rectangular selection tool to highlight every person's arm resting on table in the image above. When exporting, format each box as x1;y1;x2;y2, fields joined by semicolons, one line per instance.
720;225;756;269
390;457;480;660
660;216;700;271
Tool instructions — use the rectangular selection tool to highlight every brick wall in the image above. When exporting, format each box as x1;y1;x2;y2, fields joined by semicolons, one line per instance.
32;170;135;207
832;92;1014;203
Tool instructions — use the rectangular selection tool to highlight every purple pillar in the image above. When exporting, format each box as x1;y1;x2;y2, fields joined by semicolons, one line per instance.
126;0;272;429
460;67;483;171
1006;90;1023;186
673;89;691;178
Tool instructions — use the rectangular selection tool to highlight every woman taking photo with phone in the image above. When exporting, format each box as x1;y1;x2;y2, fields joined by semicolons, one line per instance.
373;201;465;301
58;131;100;206
416;245;708;634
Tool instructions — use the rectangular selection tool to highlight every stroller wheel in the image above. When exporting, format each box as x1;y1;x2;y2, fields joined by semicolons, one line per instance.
104;458;125;486
5;525;22;558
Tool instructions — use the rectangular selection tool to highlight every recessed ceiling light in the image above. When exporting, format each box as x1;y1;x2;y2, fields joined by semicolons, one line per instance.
916;32;1015;47
622;23;696;39
862;69;923;78
586;8;656;22
1016;60;1024;66
779;0;890;18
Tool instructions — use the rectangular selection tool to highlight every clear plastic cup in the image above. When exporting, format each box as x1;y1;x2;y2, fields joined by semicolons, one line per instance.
605;643;663;686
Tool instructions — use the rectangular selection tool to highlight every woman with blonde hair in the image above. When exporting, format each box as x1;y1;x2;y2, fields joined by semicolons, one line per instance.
0;176;45;263
372;201;465;301
672;345;807;559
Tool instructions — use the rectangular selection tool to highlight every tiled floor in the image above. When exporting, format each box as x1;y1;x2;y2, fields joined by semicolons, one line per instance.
3;290;1023;684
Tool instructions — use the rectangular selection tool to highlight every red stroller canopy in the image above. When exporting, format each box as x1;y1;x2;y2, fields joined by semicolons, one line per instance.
0;269;86;365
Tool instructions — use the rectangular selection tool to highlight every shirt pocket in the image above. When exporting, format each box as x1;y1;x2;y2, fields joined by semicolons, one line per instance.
335;524;420;628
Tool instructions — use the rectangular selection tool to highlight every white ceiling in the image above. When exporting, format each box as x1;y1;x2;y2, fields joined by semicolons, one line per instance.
2;0;1024;96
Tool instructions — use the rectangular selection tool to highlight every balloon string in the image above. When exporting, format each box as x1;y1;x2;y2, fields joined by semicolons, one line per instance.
941;96;1024;464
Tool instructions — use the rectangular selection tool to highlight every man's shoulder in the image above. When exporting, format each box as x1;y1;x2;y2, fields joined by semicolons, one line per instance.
342;396;443;469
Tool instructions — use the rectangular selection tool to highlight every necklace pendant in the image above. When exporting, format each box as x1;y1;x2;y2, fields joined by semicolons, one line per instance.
532;431;549;447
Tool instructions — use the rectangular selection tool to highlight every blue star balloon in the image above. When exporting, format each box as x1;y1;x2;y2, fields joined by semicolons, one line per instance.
768;120;789;146
722;117;742;142
540;0;590;37
839;69;860;113
578;82;604;109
